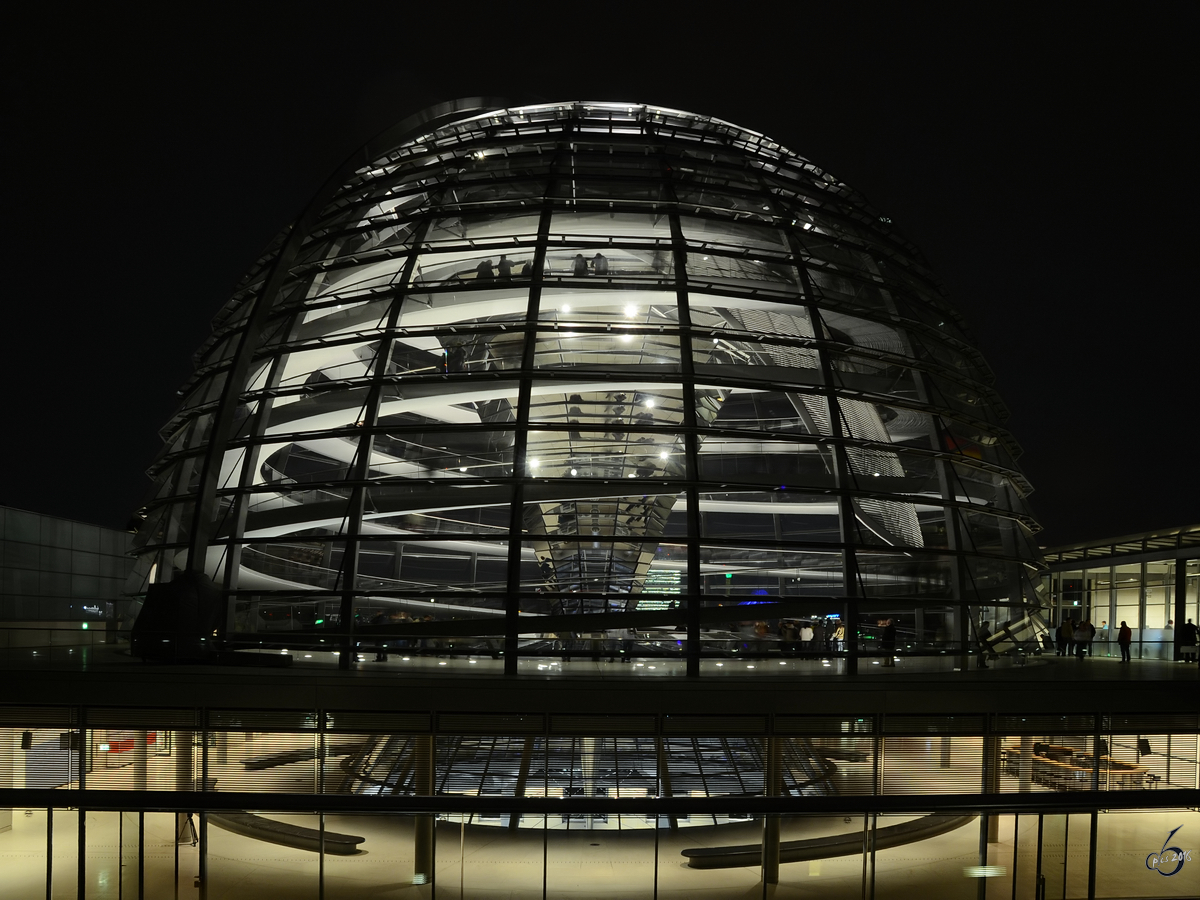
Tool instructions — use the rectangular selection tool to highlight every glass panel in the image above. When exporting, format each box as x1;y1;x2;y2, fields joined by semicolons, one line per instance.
545;815;655;897
205;811;319;898
322;814;425;900
83;811;120;900
532;330;682;372
776;815;867;899
871;812;978;900
697;438;838;489
412;247;537;288
142;812;179;898
537;287;678;325
52;808;78;899
542;247;671;283
548;209;673;239
120;811;139;898
1094;808;1200;899
1;807;47;900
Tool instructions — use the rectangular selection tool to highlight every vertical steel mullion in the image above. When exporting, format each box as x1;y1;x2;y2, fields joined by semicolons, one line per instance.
218;307;302;606
137;811;145;900
812;311;864;674
666;209;702;677
77;807;85;900
773;206;863;674
318;812;325;900
199;811;207;900
505;187;555;676
46;807;52;900
334;218;433;669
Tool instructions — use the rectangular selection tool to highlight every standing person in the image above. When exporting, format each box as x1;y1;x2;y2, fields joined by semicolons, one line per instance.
779;620;799;656
496;254;515;279
572;253;588;276
475;258;495;281
1179;618;1198;664
1055;619;1067;656
811;620;826;655
1096;620;1109;656
1074;619;1095;659
1162;620;1175;660
592;252;609;275
881;618;897;667
833;623;845;652
1117;621;1132;663
977;620;993;669
798;622;814;654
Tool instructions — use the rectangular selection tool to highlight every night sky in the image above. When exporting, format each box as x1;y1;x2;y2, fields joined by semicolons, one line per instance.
3;10;1195;548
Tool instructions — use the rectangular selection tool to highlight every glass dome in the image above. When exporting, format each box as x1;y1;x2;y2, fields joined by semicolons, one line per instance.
128;100;1047;673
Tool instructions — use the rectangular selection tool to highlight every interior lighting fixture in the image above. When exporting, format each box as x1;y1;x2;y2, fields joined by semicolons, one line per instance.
620;333;632;343
459;466;467;472
624;304;638;317
716;662;724;666
469;659;477;664
530;459;540;468
746;664;755;669
645;399;655;408
570;468;578;476
659;451;669;459
438;661;447;666
561;304;570;312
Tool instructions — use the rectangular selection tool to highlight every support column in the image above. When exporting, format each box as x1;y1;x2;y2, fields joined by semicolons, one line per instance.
760;736;781;885
413;735;435;886
1019;735;1033;793
134;729;148;791
656;738;677;831
983;733;1000;842
509;736;535;831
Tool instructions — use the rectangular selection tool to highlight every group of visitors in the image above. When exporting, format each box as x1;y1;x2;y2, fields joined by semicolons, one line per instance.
1054;617;1099;659
471;252;613;281
775;618;846;655
366;609;435;661
1051;616;1200;664
474;254;534;281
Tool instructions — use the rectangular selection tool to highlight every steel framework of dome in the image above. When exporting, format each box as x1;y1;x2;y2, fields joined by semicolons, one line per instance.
129;99;1047;673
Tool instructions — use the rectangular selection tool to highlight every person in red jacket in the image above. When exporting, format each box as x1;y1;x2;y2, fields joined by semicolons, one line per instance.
1117;621;1133;663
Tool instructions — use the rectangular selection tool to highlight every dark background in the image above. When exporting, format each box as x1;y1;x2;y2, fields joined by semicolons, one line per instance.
2;9;1195;547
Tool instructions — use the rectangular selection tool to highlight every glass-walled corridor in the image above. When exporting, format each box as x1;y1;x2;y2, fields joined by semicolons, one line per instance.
2;806;1197;899
1044;526;1200;661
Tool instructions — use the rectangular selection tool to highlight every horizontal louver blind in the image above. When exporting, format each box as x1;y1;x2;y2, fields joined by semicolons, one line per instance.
325;711;431;733
1105;714;1200;733
995;715;1097;734
0;706;77;726
209;731;319;793
884;715;984;735
1;726;81;789
880;736;983;795
550;715;656;735
664;715;766;735
776;716;875;736
438;713;544;735
86;708;198;729
208;710;319;731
